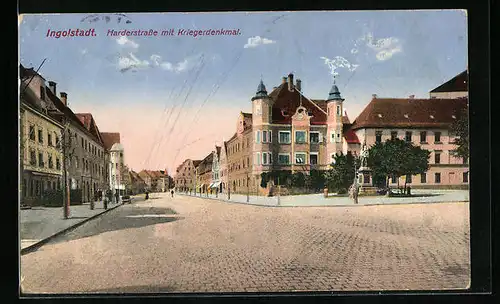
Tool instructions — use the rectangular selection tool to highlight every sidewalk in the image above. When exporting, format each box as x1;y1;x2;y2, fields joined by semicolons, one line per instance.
20;200;124;252
180;189;469;207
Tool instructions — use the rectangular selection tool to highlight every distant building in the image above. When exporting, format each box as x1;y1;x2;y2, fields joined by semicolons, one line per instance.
101;132;125;197
195;153;213;194
174;159;201;192
429;70;468;99
129;170;146;194
210;146;222;192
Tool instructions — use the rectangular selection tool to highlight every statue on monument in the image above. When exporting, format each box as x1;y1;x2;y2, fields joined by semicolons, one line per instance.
360;142;369;168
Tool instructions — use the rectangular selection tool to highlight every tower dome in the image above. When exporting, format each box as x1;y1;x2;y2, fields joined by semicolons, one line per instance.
252;79;269;100
327;84;344;101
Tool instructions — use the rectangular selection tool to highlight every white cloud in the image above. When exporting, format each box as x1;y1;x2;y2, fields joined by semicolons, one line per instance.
243;36;276;49
116;36;139;48
320;56;359;78
151;54;202;73
117;52;150;72
360;32;402;61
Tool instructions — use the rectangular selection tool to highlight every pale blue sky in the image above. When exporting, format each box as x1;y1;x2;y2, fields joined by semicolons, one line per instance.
19;10;468;172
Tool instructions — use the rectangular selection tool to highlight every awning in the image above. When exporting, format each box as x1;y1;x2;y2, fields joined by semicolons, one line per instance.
211;181;221;188
28;171;62;178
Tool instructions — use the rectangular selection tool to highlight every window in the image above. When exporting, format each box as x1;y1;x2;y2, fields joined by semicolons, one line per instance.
336;105;341;115
463;157;468;164
420;131;427;143
262;152;268;165
278;131;291;143
38;129;44;144
255;131;261;144
268;131;272;143
463;172;469;183
278;153;290;165
30;150;36;165
405;131;412;142
295;153;307;164
310;132;320;144
38;152;44;167
375;131;382;143
295;131;306;144
420;173;427;183
391;174;397;183
81;138;84;147
391;131;398;140
435;172;441;183
255;152;261;165
29;125;35;140
434;132;441;143
262;131;268;143
330;132;335;143
434;152;441;164
47;133;52;146
406;174;412;184
310;153;318;165
40;86;45;100
48;155;53;169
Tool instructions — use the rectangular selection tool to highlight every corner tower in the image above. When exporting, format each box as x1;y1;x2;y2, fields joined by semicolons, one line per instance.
326;81;345;160
251;79;272;126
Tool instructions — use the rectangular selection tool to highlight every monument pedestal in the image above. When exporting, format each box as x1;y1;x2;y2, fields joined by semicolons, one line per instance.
357;166;378;195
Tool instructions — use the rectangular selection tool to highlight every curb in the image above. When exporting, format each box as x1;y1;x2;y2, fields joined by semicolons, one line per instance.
21;202;124;255
179;193;469;208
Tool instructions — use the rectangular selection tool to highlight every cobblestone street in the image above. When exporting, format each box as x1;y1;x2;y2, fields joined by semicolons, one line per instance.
20;193;470;293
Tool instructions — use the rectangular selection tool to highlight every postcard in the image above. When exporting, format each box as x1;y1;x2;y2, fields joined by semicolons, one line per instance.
19;10;470;294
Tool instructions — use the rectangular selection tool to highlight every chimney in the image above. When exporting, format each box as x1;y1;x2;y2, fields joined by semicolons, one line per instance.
60;92;67;106
288;73;294;91
296;79;302;92
372;94;377;99
282;77;287;84
409;95;415;99
48;81;57;95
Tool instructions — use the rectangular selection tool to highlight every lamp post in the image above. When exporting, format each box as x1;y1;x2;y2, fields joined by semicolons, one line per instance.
352;152;359;205
246;172;250;203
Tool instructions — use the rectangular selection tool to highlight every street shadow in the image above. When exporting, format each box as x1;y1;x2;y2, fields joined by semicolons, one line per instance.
48;206;181;245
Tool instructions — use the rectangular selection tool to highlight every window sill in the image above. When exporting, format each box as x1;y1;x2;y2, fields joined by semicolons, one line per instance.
420;142;428;144
434;142;443;144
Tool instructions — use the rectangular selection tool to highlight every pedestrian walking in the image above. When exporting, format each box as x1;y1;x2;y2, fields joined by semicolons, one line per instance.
170;189;174;198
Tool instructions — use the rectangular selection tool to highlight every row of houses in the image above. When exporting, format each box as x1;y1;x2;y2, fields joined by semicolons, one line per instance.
174;70;469;194
20;65;126;205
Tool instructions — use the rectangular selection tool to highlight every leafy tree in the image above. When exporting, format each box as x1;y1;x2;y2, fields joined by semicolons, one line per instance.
309;169;326;191
291;172;306;188
324;152;359;192
368;139;430;192
450;106;469;162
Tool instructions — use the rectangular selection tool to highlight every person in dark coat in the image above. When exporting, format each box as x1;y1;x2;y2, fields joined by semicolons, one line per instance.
170;189;174;197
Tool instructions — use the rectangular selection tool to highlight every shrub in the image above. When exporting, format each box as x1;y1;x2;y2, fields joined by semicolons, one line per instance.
337;188;348;195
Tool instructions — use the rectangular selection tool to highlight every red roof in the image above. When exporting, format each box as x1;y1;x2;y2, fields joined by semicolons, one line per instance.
75;113;104;144
100;132;120;150
269;82;327;125
350;97;468;130
343;128;360;144
430;70;468;93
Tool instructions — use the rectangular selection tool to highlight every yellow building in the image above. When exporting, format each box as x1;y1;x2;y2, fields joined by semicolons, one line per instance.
20;83;64;205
